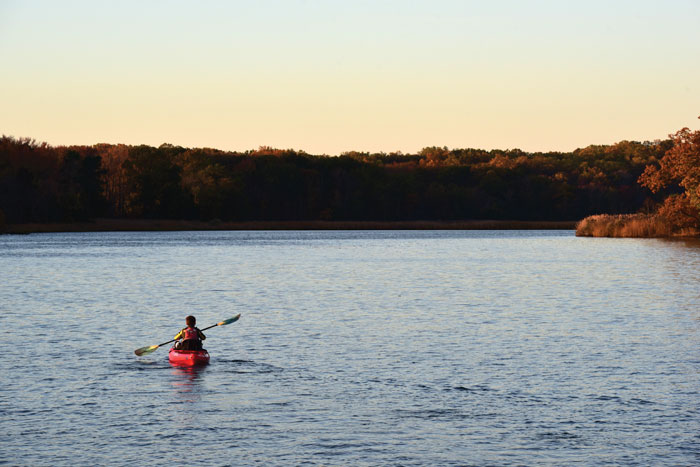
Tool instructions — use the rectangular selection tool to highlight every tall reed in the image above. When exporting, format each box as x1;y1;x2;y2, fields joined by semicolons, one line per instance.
575;214;672;237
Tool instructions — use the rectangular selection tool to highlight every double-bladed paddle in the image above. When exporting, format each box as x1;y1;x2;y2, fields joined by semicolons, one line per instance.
134;314;241;356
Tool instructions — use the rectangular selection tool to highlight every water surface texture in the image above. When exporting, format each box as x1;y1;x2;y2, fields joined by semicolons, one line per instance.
2;231;699;465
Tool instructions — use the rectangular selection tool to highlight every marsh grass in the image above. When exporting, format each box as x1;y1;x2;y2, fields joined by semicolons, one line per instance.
576;214;675;237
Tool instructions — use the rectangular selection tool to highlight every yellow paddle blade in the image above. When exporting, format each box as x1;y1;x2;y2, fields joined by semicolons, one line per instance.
134;344;159;356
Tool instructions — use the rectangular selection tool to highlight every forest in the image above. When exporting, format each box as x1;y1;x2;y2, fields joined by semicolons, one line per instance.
0;135;680;228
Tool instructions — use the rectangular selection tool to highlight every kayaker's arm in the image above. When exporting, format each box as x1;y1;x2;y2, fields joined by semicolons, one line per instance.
173;329;185;340
198;328;206;340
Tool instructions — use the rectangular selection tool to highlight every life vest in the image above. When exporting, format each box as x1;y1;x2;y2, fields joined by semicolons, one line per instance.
183;326;200;341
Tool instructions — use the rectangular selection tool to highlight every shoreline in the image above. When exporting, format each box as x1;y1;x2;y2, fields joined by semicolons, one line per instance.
2;218;577;234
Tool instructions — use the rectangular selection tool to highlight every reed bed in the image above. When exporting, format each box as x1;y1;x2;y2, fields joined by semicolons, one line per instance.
576;214;673;237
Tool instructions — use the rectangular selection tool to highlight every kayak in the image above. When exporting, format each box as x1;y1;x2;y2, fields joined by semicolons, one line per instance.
168;348;210;366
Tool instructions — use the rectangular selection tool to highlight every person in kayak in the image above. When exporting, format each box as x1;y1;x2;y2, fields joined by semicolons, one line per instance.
173;315;206;350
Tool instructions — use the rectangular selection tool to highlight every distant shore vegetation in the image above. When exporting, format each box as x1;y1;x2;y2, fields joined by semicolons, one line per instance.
0;124;697;236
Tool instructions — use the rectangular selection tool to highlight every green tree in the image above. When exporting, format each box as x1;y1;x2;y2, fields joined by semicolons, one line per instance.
122;145;191;218
57;149;106;220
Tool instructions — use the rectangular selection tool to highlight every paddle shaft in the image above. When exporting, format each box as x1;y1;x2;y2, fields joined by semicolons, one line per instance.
155;322;222;347
134;315;240;356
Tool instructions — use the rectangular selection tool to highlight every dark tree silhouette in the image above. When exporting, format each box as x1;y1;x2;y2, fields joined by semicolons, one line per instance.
0;134;674;226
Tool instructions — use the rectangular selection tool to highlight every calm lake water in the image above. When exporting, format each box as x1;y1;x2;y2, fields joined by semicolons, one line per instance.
1;230;699;466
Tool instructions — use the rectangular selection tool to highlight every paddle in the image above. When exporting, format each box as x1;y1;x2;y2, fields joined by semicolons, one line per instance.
134;314;241;356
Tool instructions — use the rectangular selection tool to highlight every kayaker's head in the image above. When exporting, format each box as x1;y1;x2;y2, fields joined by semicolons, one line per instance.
186;315;196;327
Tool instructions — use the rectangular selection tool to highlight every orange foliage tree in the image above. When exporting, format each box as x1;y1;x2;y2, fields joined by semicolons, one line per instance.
639;120;700;230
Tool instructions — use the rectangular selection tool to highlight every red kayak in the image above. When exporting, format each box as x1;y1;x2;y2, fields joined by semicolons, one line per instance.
168;348;210;366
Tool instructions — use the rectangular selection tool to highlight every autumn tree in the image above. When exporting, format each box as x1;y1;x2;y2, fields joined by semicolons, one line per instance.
639;122;700;231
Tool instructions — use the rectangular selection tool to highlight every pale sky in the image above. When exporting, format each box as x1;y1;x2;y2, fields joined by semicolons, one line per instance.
1;0;699;155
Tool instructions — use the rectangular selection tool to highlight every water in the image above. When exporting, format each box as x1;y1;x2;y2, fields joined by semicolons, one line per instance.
1;230;699;465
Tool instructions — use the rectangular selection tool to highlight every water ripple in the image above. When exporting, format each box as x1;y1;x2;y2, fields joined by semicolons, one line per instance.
2;230;700;465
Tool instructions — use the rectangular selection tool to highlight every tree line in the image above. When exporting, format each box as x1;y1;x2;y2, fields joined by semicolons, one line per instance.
0;135;677;226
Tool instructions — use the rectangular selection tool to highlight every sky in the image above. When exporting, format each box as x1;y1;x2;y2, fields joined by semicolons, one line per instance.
1;0;699;155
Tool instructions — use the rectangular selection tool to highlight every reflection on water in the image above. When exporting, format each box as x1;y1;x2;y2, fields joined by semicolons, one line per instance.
171;364;207;383
170;365;207;403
